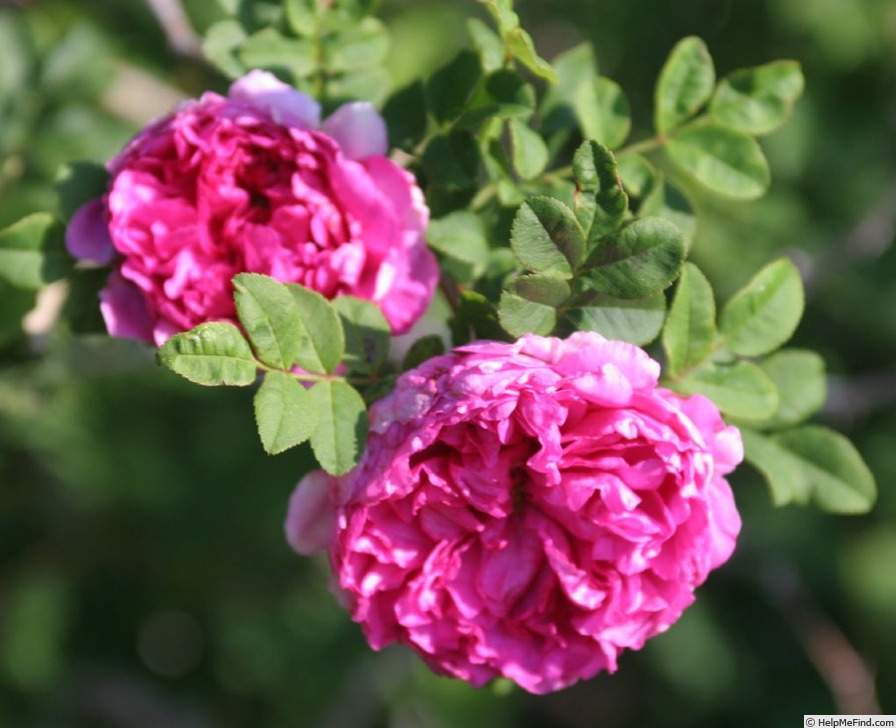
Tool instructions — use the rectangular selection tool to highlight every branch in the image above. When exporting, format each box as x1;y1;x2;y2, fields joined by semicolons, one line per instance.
142;0;203;58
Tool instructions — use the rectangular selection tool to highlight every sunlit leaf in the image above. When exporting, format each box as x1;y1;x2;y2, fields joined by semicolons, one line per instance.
254;371;317;454
719;258;804;356
157;322;257;386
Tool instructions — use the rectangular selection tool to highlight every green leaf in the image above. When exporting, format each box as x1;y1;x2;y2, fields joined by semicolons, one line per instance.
426;211;489;282
328;67;390;106
382;81;427;152
459;70;536;125
752;349;826;429
617;154;664;217
479;0;518;34
331;296;390;373
284;0;317;36
508;119;548;179
662;263;716;377
422;130;481;190
309;380;368;476
506;274;570;306
0;284;35;346
655;182;697;245
55;162;108;221
710;61;805;136
510;197;585;277
286;284;345;374
323;17;389;72
583;217;684;299
467;18;504;73
0;213;70;290
202;20;247;79
233;273;301;370
541;43;596;134
254;371;317;454
479;0;557;82
672;360;778;419
238;29;315;81
157;322;258;386
719;258;804;356
742;426;876;513
451;290;509;345
666;123;770;200
505;27;558;82
498;291;556;337
572;140;628;241
654;36;715;133
402;335;446;372
574;76;631;149
426;49;482;124
566;292;666;346
61;268;106;335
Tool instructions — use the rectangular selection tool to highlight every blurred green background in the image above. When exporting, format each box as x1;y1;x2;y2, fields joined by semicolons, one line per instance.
1;0;895;725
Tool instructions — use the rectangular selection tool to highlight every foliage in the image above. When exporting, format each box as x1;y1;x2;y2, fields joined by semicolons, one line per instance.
0;0;894;725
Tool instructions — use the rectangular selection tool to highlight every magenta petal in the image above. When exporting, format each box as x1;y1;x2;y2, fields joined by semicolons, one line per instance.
322;102;388;160
228;69;321;129
98;271;154;342
66;199;115;265
285;471;335;555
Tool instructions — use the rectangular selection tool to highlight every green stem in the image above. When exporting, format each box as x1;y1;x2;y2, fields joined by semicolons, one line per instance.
616;133;666;158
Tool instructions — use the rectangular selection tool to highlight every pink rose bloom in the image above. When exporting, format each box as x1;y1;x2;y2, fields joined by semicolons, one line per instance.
66;70;437;344
286;332;743;694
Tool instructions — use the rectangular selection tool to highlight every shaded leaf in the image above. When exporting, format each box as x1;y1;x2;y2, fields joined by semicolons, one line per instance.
508;119;548;179
0;213;70;290
743;426;876;513
157;322;257;386
541;43;596;134
711;60;805;135
382;80;427;152
574;76;631;149
739;349;826;430
426;49;482;124
402;335;446;372
498;291;556;336
567;292;666;345
506;274;570;306
422;130;481;190
55;162;108;221
331;296;390;373
662;263;716;377
427;211;489;282
672;360;778;419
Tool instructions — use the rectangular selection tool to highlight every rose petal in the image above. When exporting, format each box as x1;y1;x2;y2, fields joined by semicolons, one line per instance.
66;199;115;265
322;102;388;160
99;271;154;341
284;470;335;555
228;69;321;129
